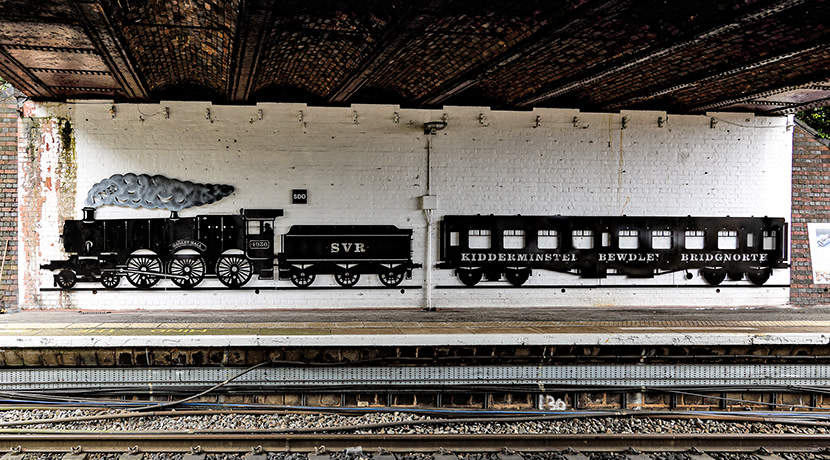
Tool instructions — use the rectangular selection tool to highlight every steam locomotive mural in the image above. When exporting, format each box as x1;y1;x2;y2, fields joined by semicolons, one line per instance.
41;209;789;290
40;207;419;289
438;215;789;287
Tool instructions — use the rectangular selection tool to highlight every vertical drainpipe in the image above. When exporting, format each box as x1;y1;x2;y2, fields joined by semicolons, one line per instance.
422;122;444;311
424;134;434;311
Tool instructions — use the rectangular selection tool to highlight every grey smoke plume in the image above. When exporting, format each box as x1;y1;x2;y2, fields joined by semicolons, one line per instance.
85;173;235;211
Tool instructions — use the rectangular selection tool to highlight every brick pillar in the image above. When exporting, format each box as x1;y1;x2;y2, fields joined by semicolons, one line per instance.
0;87;18;310
791;120;830;306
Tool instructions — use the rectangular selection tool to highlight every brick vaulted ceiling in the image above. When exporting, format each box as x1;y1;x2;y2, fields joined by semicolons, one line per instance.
1;0;829;114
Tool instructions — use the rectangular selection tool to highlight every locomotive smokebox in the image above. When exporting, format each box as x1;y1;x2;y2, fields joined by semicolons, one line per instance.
82;207;95;222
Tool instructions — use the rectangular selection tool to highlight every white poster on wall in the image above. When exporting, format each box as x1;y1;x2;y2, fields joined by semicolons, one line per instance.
808;223;830;284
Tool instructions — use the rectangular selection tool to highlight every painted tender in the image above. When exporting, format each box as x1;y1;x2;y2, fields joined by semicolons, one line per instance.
438;214;788;287
277;225;419;287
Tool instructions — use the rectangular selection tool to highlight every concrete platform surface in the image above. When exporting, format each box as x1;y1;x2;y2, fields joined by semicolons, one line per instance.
1;306;830;347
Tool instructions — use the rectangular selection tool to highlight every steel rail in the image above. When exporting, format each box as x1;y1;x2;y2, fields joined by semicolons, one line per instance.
1;433;829;453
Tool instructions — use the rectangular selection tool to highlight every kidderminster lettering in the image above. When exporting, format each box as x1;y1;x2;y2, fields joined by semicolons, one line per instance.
460;253;577;262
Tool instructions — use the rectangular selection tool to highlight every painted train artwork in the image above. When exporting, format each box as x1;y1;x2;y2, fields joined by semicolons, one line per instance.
41;210;789;290
439;214;789;287
41;207;420;290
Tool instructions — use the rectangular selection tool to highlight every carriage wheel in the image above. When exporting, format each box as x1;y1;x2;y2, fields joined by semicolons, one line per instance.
747;268;772;286
169;256;206;288
126;256;161;288
378;268;405;287
505;268;530;287
457;269;482;287
701;269;726;286
100;271;120;289
289;269;316;288
56;270;77;290
216;256;253;288
334;270;360;287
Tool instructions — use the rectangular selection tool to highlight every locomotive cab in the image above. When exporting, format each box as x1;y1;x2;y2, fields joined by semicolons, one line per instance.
240;208;284;280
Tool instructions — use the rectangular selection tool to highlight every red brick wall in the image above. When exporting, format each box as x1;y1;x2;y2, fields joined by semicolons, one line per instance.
0;87;17;309
791;121;830;306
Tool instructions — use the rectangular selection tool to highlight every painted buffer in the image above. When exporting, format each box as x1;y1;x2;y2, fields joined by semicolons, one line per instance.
439;215;788;287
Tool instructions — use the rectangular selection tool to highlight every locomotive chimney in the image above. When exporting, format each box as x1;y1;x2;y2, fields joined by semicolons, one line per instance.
82;207;95;222
169;210;179;220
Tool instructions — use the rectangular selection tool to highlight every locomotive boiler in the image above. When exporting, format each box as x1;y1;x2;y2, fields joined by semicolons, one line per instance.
438;214;789;287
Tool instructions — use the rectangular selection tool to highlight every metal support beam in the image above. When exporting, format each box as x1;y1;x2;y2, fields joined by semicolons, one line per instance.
327;2;446;104
516;0;810;108
227;0;277;102
71;1;148;100
418;0;624;107
603;43;830;111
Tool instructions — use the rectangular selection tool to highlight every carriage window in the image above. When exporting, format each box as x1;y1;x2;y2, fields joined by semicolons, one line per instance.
538;229;559;249
746;232;755;248
618;230;639;249
468;229;491;249
718;230;738;250
763;231;777;250
572;230;594;250
503;229;526;249
602;232;611;247
652;230;672;250
247;221;261;235
449;231;460;247
685;230;705;250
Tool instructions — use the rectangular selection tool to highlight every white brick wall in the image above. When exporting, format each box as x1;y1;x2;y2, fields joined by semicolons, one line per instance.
25;102;793;309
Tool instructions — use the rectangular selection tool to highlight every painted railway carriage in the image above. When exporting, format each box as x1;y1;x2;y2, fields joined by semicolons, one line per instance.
439;215;789;287
277;225;419;288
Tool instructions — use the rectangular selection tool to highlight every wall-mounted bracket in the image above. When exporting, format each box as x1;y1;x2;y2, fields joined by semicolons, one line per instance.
424;121;447;134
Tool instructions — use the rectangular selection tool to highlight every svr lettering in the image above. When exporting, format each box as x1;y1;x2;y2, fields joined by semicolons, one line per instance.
330;243;367;253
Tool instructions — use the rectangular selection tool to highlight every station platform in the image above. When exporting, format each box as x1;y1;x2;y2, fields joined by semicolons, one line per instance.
1;306;830;348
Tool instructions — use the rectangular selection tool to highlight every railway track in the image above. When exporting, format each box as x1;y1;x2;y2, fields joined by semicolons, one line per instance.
1;432;829;454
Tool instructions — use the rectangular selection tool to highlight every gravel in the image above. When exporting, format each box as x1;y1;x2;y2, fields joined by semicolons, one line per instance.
3;409;830;460
2;409;830;436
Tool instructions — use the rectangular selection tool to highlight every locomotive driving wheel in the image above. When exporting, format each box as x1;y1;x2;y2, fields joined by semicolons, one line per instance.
289;268;316;288
56;269;77;290
126;256;162;288
378;267;405;287
216;255;253;288
169;256;206;288
334;269;360;287
100;271;120;289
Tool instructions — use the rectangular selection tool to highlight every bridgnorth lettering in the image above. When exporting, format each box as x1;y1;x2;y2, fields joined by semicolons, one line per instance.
681;253;768;263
